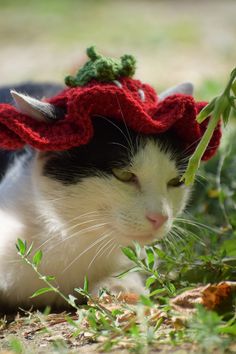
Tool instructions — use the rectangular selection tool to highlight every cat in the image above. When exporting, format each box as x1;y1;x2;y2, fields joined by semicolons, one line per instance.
0;81;192;310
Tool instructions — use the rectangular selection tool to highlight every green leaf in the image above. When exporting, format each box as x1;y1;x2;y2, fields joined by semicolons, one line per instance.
149;288;166;297
45;275;55;281
213;95;228;118
218;324;236;335
40;275;55;282
182;111;220;185
222;104;231;125
139;294;153;307
229;95;236;110
32;250;43;267
87;308;97;330
111;309;123;316
115;266;141;278
232;79;236;96
133;241;142;257
9;337;24;353
97;314;111;329
43;306;51;316
196;97;216;123
167;282;176;295
145;276;156;289
83;276;89;293
230;67;236;78
122;247;137;262
154;246;167;259
145;247;155;269
30;287;54;298
25;242;34;257
16;239;26;255
129;323;140;336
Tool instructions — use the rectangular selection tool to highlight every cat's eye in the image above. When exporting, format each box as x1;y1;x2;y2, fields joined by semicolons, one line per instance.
112;168;135;182
167;176;184;188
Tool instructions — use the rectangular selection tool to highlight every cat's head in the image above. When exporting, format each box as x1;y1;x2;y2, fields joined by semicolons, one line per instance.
12;83;192;246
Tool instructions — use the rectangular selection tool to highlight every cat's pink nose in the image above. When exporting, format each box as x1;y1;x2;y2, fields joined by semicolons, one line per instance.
146;212;168;230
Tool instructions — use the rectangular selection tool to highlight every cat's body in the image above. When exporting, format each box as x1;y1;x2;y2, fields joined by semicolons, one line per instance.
0;82;191;309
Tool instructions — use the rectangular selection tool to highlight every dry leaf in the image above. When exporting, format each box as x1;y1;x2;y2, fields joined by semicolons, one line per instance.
171;281;236;316
202;282;231;310
171;286;205;314
117;292;139;304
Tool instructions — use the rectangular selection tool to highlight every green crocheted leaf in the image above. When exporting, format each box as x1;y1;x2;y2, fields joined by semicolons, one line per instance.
65;46;136;87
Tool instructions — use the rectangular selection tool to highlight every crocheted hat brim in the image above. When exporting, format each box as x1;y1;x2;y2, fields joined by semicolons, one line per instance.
0;79;221;160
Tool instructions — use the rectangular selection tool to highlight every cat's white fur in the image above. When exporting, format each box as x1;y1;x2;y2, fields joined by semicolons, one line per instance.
0;83;192;308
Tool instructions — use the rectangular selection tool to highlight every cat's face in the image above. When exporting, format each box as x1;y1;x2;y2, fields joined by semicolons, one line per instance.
12;82;193;247
34;119;190;247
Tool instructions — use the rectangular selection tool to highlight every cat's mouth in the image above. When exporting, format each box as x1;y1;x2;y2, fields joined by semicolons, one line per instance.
111;223;170;246
122;232;160;245
120;225;170;245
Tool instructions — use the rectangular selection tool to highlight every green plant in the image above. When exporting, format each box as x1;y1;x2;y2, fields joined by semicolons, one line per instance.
182;67;236;185
16;239;80;310
8;337;25;353
15;239;165;352
187;305;235;352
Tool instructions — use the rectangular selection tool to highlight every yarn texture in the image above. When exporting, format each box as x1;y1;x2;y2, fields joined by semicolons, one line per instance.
0;48;221;161
65;46;136;87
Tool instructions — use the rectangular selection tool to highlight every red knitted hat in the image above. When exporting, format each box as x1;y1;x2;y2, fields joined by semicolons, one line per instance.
0;47;221;161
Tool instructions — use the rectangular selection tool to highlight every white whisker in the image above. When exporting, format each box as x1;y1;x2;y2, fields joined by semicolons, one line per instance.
62;216;105;235
46;222;109;253
96;114;134;156
115;94;134;155
87;237;114;270
35;216;107;252
175;217;220;233
63;232;112;273
106;242;117;258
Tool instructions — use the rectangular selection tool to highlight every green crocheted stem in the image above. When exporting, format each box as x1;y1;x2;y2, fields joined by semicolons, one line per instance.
65;46;136;87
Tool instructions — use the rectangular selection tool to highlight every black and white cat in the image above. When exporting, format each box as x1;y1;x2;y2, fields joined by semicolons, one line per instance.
0;82;192;309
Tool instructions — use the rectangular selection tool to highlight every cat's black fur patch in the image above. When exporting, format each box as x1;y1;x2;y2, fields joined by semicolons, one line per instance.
0;150;15;181
43;117;187;184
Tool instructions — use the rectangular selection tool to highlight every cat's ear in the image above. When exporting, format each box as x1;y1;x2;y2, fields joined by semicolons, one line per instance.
159;82;194;101
10;90;64;122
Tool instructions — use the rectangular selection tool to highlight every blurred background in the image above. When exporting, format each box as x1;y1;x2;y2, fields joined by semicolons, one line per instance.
0;0;236;281
0;0;235;100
